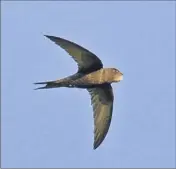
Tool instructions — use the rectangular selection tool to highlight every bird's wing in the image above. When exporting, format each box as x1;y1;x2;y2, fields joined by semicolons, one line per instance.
45;35;103;74
87;84;114;149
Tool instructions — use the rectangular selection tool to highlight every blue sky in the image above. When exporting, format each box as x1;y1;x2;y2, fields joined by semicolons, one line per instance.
2;1;175;168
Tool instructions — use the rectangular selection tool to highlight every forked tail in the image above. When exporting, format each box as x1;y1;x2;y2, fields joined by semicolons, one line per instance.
34;80;61;90
34;74;81;90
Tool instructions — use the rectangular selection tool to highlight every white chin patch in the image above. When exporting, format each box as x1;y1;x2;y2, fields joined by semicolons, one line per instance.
119;75;123;81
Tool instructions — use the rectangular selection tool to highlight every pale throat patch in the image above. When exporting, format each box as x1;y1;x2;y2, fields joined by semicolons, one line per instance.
119;75;123;81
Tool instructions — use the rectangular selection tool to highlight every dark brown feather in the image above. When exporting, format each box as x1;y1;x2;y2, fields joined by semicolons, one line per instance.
88;84;114;149
45;35;103;74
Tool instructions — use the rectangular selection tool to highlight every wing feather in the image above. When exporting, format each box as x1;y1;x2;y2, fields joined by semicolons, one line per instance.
88;84;114;149
45;35;103;74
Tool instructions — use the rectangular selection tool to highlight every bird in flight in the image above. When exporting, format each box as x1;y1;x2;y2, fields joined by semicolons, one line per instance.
35;35;123;149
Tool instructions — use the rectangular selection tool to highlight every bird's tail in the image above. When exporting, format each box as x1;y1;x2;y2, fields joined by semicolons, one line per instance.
34;80;61;90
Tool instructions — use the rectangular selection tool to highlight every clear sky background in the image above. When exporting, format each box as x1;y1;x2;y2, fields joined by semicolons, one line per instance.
1;1;175;168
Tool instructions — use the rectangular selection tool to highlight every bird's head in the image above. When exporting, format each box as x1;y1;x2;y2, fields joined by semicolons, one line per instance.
110;68;123;83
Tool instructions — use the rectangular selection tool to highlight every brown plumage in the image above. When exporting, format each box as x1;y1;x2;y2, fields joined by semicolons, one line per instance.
35;35;123;149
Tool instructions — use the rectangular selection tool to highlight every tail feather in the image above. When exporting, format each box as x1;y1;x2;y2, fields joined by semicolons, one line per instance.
34;86;49;90
34;80;59;90
34;82;48;85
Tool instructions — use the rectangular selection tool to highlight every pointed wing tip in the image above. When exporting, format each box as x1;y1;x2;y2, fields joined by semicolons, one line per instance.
44;35;63;43
44;34;52;39
93;141;101;150
93;145;98;150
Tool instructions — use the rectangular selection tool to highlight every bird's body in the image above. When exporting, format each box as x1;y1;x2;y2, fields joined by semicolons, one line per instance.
36;68;123;89
35;35;123;149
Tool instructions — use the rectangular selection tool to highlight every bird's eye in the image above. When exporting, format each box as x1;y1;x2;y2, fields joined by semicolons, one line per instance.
113;69;117;72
